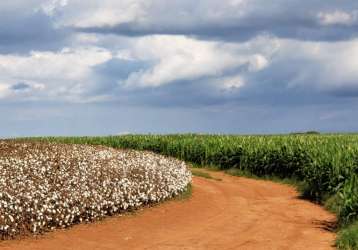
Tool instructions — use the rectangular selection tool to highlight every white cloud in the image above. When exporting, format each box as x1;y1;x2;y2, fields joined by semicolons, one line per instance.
0;47;112;101
40;0;68;16
40;0;253;29
74;33;100;44
46;0;150;28
318;10;358;26
121;35;275;88
123;36;240;87
230;0;246;7
276;38;358;91
248;54;269;72
0;47;111;80
3;31;357;103
220;75;245;90
0;84;10;98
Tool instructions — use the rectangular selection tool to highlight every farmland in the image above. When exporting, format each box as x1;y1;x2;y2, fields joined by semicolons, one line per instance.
1;168;336;250
32;134;358;249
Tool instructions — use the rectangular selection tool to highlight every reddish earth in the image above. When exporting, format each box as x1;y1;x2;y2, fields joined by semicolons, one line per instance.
0;170;336;250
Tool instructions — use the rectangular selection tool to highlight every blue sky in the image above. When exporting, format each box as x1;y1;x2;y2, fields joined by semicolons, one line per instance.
1;0;358;136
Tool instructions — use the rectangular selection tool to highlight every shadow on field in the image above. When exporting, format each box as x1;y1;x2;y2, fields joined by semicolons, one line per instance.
313;220;338;233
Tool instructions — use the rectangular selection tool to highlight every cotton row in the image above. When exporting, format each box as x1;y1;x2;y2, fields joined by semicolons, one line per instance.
0;141;192;238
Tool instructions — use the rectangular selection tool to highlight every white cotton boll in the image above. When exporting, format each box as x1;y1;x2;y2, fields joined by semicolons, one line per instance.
0;142;191;239
8;215;14;223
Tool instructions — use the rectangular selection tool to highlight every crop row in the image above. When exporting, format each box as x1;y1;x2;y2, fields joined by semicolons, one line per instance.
0;141;191;238
36;134;358;227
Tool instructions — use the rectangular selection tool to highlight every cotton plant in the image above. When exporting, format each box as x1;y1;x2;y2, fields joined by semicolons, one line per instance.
0;141;192;238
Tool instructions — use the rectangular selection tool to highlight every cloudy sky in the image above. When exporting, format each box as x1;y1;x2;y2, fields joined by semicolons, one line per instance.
1;0;358;137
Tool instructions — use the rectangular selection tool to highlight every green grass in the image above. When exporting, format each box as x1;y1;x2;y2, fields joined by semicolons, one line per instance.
224;167;308;193
337;222;358;250
19;133;358;249
175;183;193;201
191;169;222;181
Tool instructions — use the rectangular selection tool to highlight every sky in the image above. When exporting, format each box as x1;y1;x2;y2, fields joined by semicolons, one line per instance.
1;0;358;137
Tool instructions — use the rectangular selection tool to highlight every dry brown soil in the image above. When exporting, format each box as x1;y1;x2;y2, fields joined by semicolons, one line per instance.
0;170;336;250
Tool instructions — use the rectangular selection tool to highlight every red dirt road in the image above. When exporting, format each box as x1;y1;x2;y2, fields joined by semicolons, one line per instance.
0;170;336;250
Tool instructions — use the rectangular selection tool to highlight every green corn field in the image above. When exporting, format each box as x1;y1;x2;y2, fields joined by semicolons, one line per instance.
26;134;358;248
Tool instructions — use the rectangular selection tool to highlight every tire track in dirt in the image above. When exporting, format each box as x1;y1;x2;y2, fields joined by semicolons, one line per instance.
0;170;336;250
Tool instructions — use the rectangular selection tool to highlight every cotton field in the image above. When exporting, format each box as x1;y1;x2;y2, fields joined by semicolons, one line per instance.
0;141;192;239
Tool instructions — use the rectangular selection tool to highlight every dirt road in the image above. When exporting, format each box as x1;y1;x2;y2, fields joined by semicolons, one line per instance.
0;170;336;250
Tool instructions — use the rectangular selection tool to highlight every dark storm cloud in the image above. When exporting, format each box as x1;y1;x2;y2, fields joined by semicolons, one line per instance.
100;45;358;109
11;82;31;91
76;0;358;42
231;58;355;107
78;19;358;42
2;93;358;138
327;86;358;98
118;80;229;108
85;58;153;96
0;9;71;54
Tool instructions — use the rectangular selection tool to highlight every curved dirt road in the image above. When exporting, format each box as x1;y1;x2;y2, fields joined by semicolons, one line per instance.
0;170;336;250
